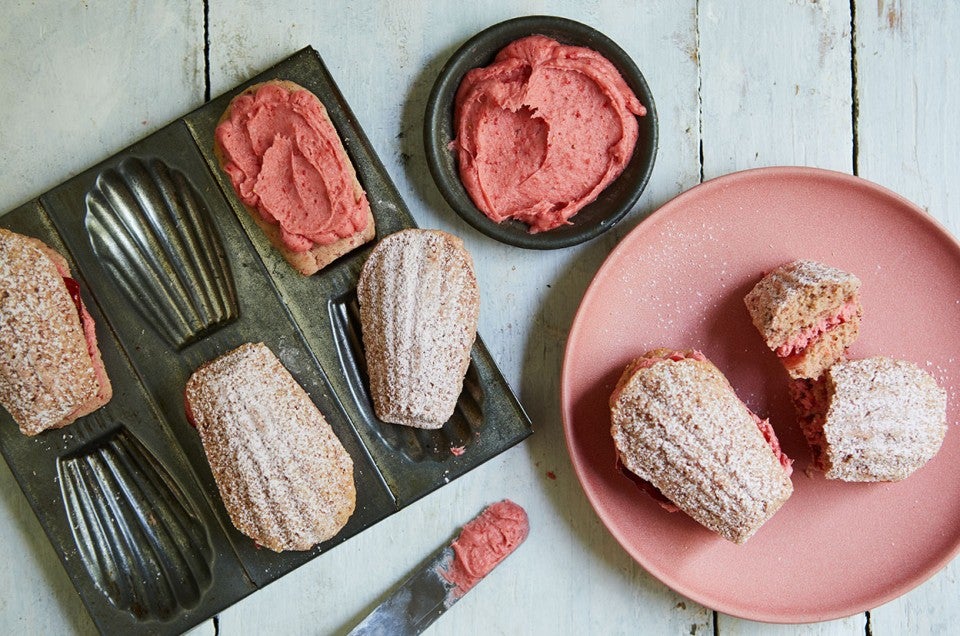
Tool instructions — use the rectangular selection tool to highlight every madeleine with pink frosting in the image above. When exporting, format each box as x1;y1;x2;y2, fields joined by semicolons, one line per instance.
214;80;375;276
790;357;946;481
0;229;112;435
744;260;862;379
610;348;793;544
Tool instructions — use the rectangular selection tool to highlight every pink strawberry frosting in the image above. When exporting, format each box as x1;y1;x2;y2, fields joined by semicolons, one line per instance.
453;35;645;233
57;274;110;413
442;500;529;595
775;299;860;357
215;84;370;252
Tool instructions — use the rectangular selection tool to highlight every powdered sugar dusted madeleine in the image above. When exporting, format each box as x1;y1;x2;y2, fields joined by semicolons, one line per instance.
610;349;793;544
790;356;947;481
0;229;112;435
744;260;862;379
185;342;355;551
357;229;480;429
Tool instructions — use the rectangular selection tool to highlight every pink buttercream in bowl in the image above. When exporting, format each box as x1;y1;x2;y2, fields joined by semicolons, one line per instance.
424;16;658;249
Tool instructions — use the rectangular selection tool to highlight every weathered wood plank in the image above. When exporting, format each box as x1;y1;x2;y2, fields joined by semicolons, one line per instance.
0;1;205;212
0;2;204;634
209;1;706;633
698;0;853;178
856;1;960;631
697;0;861;632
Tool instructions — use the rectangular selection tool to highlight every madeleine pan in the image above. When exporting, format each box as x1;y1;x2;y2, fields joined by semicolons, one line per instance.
0;47;531;635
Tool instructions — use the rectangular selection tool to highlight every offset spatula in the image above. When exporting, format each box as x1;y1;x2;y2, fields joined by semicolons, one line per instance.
348;500;528;635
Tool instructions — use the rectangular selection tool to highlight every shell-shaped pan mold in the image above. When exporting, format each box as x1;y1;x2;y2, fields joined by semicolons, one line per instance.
58;426;214;621
330;294;485;462
377;362;484;462
85;157;238;349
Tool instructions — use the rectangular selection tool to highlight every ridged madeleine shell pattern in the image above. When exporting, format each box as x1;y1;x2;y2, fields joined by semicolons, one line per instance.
85;157;238;349
331;294;484;462
185;343;356;553
610;353;794;544
357;229;480;430
58;426;214;621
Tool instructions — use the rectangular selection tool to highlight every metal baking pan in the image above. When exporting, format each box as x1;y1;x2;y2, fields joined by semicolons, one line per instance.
0;46;532;635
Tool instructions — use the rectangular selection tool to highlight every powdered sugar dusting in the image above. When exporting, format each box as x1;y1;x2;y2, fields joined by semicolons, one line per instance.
610;352;793;544
357;229;479;429
624;217;730;334
0;229;102;435
820;357;948;481
185;342;355;552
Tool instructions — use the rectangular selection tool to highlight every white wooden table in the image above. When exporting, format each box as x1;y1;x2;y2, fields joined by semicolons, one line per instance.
1;1;957;634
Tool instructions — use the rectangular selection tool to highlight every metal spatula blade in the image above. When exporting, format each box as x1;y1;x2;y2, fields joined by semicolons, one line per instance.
347;545;459;635
348;500;528;635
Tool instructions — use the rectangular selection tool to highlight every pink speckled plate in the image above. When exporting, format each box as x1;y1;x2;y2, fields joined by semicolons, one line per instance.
561;167;960;623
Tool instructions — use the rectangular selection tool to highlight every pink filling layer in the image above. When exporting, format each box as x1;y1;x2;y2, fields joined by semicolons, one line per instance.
789;378;829;470
442;500;529;595
751;412;793;476
77;299;109;398
775;299;859;357
58;275;109;413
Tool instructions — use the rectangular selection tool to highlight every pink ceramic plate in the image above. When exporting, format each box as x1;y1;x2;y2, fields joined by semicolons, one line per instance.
561;167;960;623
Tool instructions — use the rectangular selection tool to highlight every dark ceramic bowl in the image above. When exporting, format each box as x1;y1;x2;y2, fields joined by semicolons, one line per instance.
424;15;658;249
